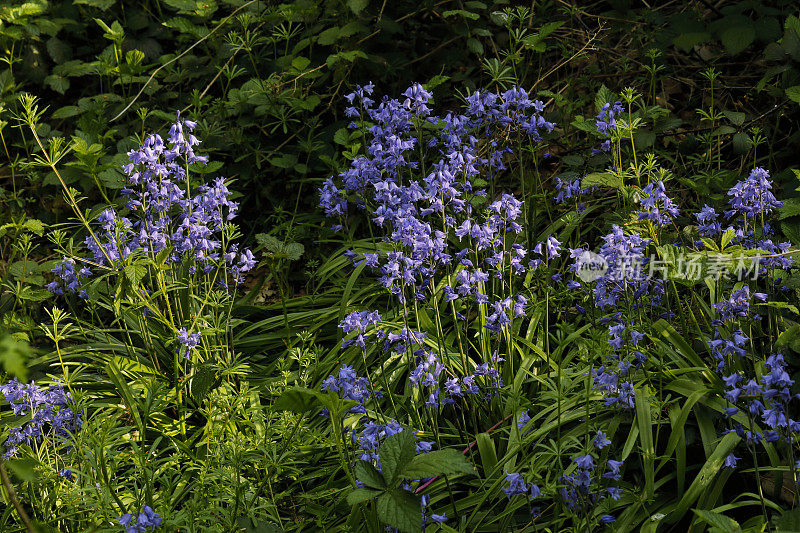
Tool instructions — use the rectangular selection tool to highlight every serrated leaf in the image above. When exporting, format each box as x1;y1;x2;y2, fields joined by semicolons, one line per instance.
777;508;800;532
376;490;421;533
124;263;147;285
347;0;368;15
673;32;711;52
52;106;83;119
720;25;755;55
318;26;341;46
334;128;350;146
787;86;800;104
722;110;745;126
284;242;304;261
467;37;483;55
355;461;386;489
0;333;32;379
73;0;115;9
271;387;321;413
442;9;479;20
582;172;622;189
594;84;616;113
190;364;216;403
44;74;69;94
378;429;416;486
779;198;800;220
403;449;473;479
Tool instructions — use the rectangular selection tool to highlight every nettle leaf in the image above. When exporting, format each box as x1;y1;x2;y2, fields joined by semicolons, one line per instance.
786;86;800;104
378;428;416;486
347;0;369;15
271;387;321;413
44;74;69;94
722;110;745;126
779;198;800;220
124;263;147;285
376;490;421;533
190;364;217;403
52;105;83;119
594;84;616;113
582;172;622;189
73;0;115;9
403;449;474;479
354;460;386;489
318;27;341;46
442;9;479;20
719;24;755;56
0;332;32;379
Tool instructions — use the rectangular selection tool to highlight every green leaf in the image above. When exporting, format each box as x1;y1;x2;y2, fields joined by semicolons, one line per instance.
5;457;39;482
777;508;800;532
776;325;800;353
635;387;655;500
467;37;483;55
355;461;386;489
475;432;497;478
378;428;416;486
73;0;115;9
719;25;755;55
334;128;350;146
347;0;368;15
721;228;735;249
403;449;473;479
347;487;381;505
52;106;83;119
124;263;147;285
190;364;216;403
673;32;711;52
786;86;800;104
318;27;341;46
594;84;616;113
582;172;623;189
692;509;741;532
271;387;321;413
667;432;741;523
376;490;421;533
442;9;479;20
0;332;32;379
722;110;745;126
44;74;70;94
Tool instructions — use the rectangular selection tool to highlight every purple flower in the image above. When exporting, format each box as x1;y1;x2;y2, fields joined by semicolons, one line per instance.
503;472;527;498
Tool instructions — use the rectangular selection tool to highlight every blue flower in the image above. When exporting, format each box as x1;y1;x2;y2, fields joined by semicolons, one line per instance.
503;472;527;498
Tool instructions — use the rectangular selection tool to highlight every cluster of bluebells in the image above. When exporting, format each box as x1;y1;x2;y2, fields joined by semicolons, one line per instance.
117;506;162;533
502;432;622;525
558;433;622;525
321;83;552;302
47;111;256;296
637;181;679;226
409;348;504;408
595;101;624;136
721;353;799;467
323;84;562;408
46;257;92;298
0;379;81;459
591;319;646;409
692;168;792;275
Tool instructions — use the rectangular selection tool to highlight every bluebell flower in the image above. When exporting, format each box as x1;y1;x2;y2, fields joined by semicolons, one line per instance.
503;472;527;498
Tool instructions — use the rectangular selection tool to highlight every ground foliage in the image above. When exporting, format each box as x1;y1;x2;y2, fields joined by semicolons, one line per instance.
2;0;800;531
